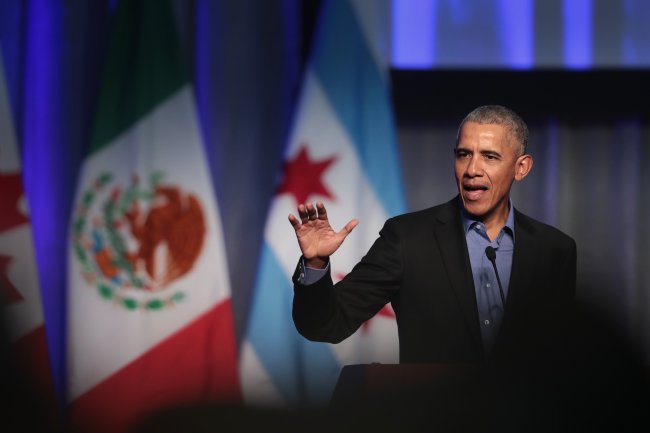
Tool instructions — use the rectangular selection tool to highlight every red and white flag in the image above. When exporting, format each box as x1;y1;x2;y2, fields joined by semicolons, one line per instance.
0;44;57;422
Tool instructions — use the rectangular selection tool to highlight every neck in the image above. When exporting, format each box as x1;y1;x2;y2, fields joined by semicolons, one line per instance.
483;202;510;241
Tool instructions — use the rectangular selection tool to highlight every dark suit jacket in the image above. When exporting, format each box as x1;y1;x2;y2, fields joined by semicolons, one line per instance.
292;197;577;364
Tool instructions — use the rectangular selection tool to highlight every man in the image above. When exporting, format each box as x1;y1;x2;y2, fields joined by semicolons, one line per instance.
288;105;576;363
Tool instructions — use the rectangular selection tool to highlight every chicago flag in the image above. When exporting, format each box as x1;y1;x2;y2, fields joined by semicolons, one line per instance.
240;0;406;407
67;1;240;432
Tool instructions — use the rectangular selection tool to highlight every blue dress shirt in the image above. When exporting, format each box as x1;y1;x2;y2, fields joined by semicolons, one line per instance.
461;202;515;354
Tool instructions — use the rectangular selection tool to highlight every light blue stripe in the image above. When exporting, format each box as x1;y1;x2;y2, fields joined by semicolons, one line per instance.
311;0;407;217
245;243;341;406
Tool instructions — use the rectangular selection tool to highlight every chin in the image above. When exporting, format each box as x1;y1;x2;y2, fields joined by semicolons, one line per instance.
462;203;488;219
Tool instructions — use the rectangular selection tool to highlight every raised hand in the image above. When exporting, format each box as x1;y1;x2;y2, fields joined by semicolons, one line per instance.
288;202;358;269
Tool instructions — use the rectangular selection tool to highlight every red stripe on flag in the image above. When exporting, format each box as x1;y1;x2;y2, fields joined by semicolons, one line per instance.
4;324;59;430
12;324;56;397
68;300;241;433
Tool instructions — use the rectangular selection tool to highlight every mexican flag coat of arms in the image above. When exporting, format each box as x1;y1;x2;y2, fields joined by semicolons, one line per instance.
67;1;240;432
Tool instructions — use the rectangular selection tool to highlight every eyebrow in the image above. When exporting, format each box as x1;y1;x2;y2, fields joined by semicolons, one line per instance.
481;150;502;158
454;148;502;158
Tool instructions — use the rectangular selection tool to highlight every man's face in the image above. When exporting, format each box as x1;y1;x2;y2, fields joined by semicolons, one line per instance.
454;121;530;223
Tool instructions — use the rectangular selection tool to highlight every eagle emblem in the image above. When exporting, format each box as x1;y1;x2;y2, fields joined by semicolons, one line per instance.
72;171;206;311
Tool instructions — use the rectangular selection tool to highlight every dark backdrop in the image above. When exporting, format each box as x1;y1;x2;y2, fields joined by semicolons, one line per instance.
393;70;650;367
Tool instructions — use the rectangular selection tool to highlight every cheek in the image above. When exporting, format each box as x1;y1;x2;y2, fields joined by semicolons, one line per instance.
490;171;513;192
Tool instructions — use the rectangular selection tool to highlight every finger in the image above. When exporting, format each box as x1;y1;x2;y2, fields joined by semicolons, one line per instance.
316;202;328;220
306;203;317;220
298;204;309;223
288;213;301;229
338;219;359;238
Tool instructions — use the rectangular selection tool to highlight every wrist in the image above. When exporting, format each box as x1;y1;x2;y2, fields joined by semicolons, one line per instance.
304;256;328;269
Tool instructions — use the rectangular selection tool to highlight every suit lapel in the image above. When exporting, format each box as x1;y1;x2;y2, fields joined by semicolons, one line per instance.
494;209;538;352
507;210;536;309
433;198;482;351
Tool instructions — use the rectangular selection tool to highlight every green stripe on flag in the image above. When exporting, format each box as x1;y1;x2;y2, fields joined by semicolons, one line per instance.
89;0;186;154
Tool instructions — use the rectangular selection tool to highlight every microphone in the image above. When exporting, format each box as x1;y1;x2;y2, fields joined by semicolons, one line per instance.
485;246;506;308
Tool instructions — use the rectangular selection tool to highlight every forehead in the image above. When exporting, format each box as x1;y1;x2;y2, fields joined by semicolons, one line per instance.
457;122;510;147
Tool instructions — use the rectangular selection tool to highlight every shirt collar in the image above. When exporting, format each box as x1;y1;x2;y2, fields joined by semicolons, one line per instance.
459;198;516;239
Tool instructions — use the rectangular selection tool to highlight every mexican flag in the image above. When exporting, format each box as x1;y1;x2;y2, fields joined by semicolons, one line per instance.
67;1;240;432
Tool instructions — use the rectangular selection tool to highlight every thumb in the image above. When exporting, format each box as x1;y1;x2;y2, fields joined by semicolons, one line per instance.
338;219;359;238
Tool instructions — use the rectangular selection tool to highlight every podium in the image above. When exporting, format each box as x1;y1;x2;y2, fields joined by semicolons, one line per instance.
328;363;486;432
328;357;650;432
330;363;481;407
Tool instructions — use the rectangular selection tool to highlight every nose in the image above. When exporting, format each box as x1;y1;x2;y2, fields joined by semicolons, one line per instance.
465;155;482;177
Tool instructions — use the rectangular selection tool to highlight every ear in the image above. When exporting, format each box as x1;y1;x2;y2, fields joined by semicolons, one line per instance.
514;154;533;181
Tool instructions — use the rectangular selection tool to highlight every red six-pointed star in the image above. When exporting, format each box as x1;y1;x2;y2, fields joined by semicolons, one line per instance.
276;145;337;204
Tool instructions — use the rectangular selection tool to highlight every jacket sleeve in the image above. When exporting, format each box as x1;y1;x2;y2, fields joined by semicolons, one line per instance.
292;218;403;343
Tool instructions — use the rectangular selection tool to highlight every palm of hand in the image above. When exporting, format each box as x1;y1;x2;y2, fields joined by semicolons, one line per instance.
288;203;358;264
296;219;342;259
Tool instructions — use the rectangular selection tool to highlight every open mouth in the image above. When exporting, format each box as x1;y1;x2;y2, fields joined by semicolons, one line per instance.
463;184;488;201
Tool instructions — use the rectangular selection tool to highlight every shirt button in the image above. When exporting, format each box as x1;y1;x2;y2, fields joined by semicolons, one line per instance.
484;320;490;326
486;283;491;288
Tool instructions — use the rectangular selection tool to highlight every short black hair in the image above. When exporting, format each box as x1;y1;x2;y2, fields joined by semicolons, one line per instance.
456;105;529;156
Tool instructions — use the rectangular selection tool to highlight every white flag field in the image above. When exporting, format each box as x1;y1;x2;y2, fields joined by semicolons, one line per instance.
240;0;406;407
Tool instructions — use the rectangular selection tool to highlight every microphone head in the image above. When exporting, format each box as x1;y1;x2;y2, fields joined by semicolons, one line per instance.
485;246;496;261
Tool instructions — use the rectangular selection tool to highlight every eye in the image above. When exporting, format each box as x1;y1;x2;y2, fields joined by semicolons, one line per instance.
455;149;470;159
